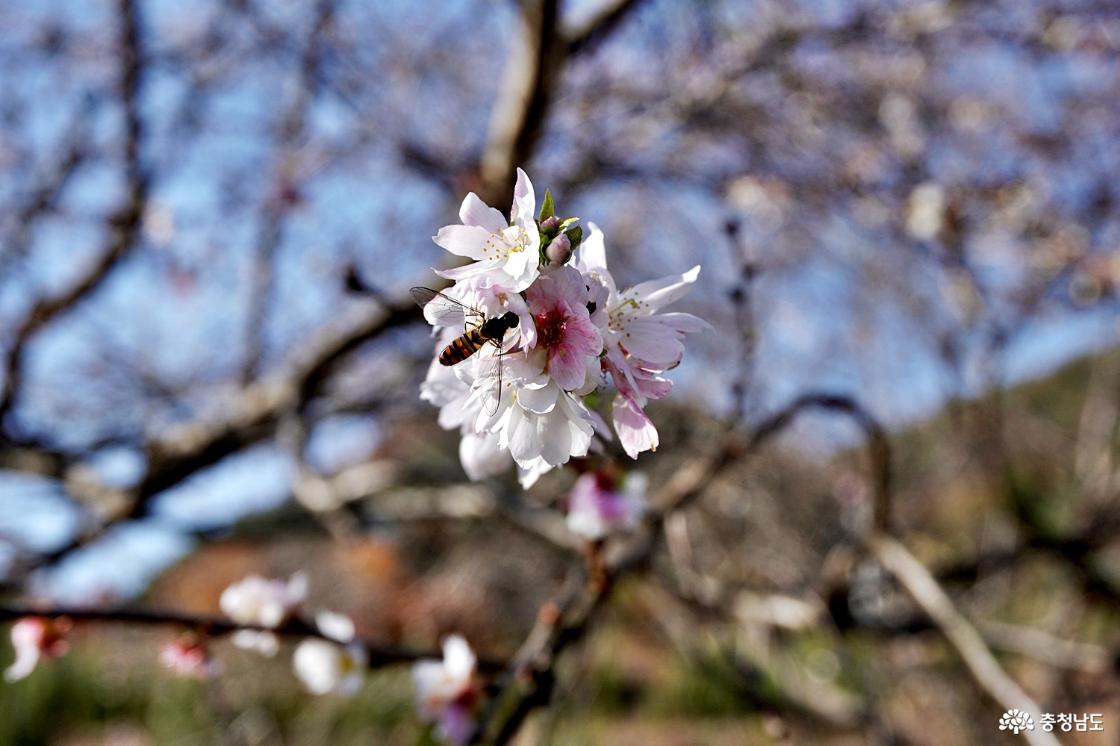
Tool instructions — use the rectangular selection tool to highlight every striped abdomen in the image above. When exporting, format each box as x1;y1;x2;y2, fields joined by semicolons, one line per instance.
439;328;488;366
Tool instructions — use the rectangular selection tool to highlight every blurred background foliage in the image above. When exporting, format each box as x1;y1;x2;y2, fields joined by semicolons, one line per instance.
0;0;1118;743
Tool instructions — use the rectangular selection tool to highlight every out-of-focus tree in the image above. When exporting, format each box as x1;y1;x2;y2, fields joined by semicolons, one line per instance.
0;0;1118;744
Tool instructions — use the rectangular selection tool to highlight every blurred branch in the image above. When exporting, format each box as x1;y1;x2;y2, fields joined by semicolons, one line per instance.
0;0;148;428
475;385;1098;742
10;296;422;570
0;105;91;274
977;619;1112;675
475;390;892;741
240;0;335;382
724;218;761;423
479;0;561;203
479;0;646;203
0;604;503;673
563;0;645;56
748;393;893;533
639;581;869;730
867;534;1060;746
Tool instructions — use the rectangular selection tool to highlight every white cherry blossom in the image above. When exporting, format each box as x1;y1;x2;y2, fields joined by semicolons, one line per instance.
220;572;307;656
473;356;595;473
293;638;367;696
412;635;478;746
220;572;307;627
433;169;541;292
416;177;708;480
4;617;69;682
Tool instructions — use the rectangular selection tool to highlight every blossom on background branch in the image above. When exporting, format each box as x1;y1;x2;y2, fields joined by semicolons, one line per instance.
412;635;480;746
219;572;308;655
4;616;70;682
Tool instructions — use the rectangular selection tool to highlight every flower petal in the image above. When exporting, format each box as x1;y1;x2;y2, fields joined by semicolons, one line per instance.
433;225;493;259
518;381;559;414
433;261;496;283
459;192;507;233
612;394;658;459
460;431;511;480
511;167;536;227
442;635;476;680
623;265;701;311
574;222;609;274
537;404;574;465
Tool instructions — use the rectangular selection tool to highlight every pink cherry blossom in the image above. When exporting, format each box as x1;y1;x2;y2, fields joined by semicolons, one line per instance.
159;636;221;680
525;265;602;392
566;471;647;540
417;178;708;482
610;390;660;459
573;223;710;458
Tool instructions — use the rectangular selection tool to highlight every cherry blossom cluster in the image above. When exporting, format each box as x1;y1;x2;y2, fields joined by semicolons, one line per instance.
219;572;367;694
220;575;482;741
5;575;480;745
420;169;710;489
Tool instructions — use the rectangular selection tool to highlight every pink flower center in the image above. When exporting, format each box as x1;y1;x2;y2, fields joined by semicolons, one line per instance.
534;307;567;349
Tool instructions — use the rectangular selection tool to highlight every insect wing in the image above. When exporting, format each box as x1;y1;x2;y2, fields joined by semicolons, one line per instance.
481;322;522;415
410;286;484;328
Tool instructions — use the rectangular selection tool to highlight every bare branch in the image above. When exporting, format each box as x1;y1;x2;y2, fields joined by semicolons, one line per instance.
240;0;336;382
0;107;91;274
479;0;561;204
563;0;645;56
868;534;1060;746
747;393;893;533
0;0;149;426
6;297;421;571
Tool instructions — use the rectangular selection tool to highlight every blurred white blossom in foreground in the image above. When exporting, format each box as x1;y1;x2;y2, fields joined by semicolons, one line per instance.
412;635;479;745
219;572;307;656
4;617;69;682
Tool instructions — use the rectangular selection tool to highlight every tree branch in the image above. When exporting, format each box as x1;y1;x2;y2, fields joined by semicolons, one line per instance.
867;534;1060;746
563;0;646;56
0;0;149;427
0;604;503;672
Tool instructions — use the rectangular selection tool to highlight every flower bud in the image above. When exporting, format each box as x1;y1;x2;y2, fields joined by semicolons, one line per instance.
539;215;561;231
160;635;221;680
545;233;571;265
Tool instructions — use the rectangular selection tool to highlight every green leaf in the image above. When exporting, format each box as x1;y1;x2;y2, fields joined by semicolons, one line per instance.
564;225;583;249
539;190;555;221
557;216;579;232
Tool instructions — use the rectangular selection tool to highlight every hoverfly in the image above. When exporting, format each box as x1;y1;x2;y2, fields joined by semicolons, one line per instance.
410;286;520;411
